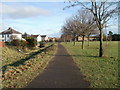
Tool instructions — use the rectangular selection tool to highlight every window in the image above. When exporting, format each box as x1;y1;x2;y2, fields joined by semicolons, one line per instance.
2;40;4;42
7;34;9;37
2;35;4;38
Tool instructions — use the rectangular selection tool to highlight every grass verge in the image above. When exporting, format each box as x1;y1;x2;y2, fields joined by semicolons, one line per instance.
62;41;118;88
2;43;57;88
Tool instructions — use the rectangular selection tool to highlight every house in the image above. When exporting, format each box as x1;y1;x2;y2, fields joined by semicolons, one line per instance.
41;35;49;41
0;27;22;42
49;37;56;42
31;34;42;42
76;36;88;41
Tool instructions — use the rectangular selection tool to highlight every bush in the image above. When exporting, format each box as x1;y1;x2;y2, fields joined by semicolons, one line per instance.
20;40;26;47
26;37;37;48
5;41;11;45
11;39;20;46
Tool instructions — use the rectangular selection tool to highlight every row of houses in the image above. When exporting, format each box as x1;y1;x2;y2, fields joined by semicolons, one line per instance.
0;27;55;42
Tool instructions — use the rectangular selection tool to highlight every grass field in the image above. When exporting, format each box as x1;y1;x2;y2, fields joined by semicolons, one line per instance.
2;42;57;88
62;41;119;88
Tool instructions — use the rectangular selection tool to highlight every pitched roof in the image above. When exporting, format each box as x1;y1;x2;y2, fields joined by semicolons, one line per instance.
31;35;39;38
41;35;47;37
0;27;22;34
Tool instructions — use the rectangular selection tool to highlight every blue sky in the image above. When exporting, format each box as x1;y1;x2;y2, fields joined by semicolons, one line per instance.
1;2;82;37
0;1;119;37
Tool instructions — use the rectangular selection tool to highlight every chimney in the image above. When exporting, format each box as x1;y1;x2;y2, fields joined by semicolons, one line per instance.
8;27;12;30
8;27;12;33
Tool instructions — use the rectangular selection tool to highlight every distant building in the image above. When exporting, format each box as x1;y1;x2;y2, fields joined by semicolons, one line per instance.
49;37;56;42
31;34;42;42
41;35;49;41
0;27;22;42
76;36;88;41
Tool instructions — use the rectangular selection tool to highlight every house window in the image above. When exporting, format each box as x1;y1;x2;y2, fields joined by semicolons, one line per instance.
2;40;4;42
2;35;4;38
7;35;9;37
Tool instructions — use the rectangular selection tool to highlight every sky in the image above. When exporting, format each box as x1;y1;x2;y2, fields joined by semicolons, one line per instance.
0;0;119;37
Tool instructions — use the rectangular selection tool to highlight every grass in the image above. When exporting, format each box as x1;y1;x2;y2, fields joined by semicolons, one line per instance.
2;42;57;88
62;41;119;88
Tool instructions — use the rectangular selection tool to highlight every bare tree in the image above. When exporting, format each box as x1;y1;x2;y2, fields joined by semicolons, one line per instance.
62;18;79;46
10;35;19;41
64;0;119;57
62;9;98;48
74;9;97;49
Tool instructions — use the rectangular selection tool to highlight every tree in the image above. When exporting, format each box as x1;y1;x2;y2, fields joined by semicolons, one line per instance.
75;9;97;49
61;9;98;48
10;35;19;41
25;37;37;48
65;0;118;57
61;18;79;46
112;34;120;41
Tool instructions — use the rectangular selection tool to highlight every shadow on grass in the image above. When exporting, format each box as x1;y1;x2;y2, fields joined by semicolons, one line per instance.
2;44;53;74
48;54;99;58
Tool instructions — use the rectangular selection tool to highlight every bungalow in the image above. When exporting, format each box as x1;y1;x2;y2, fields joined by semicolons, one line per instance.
31;34;42;42
41;35;49;41
0;27;22;42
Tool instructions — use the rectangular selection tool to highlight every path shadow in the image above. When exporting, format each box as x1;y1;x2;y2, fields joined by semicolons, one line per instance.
2;44;53;74
48;54;99;58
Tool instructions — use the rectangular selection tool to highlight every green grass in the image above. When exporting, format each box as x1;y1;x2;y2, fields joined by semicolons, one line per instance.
2;43;57;88
2;46;27;66
62;41;118;88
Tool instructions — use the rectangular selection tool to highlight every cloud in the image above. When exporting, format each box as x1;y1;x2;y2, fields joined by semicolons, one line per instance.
1;3;50;19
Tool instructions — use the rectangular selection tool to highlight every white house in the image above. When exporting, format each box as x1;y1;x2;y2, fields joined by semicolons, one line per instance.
31;34;42;42
0;27;22;42
41;35;49;41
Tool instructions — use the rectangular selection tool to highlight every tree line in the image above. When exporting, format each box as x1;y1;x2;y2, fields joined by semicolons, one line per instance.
61;9;98;49
61;0;119;57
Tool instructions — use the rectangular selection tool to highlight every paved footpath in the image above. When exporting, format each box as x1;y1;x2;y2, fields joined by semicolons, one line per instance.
26;43;90;88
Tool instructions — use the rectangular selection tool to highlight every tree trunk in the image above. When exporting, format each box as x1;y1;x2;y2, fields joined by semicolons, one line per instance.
73;37;76;46
88;35;90;46
82;35;85;49
73;40;75;46
73;35;76;46
99;28;103;57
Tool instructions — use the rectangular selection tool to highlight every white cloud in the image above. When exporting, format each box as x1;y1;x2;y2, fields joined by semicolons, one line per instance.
1;3;50;19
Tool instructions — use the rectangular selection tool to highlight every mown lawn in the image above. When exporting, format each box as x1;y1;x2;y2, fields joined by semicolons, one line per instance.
62;41;118;88
2;43;57;88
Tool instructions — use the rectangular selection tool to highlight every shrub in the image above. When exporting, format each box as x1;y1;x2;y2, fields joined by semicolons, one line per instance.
20;40;26;47
5;41;11;45
26;37;37;48
11;39;20;46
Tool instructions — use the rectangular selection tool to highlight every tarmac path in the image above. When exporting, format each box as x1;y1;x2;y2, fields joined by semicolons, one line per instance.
26;43;90;88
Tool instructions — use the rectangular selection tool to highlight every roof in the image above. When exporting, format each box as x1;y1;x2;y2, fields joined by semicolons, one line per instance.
0;27;22;34
41;35;47;37
31;35;39;38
